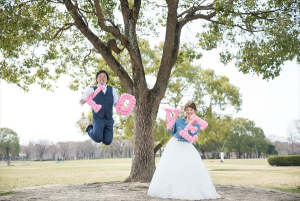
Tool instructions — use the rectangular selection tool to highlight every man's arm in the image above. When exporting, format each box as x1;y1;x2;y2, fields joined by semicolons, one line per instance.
112;87;119;107
79;88;94;106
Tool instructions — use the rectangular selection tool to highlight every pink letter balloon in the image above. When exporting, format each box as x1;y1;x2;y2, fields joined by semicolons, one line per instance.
84;84;105;113
116;93;136;116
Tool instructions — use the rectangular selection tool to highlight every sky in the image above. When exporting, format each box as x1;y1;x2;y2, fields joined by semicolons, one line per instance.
0;50;299;145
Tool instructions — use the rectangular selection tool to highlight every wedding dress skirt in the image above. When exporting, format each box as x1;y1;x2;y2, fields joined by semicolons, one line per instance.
148;137;220;200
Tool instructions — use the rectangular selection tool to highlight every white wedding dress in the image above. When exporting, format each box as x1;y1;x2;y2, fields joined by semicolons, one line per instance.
148;137;220;200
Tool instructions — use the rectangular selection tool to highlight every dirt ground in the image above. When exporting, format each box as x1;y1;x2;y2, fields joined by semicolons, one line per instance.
1;182;299;201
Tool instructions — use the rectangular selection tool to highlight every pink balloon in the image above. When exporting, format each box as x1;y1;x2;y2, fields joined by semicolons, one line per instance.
178;114;208;143
84;85;104;113
116;93;136;116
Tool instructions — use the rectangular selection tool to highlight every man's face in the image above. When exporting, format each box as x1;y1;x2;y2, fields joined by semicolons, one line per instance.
97;73;108;85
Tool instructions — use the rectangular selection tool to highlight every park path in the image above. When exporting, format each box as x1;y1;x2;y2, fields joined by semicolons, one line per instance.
1;181;299;201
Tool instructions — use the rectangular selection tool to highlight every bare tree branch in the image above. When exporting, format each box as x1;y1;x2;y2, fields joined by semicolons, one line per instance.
228;9;282;16
180;10;265;33
83;49;92;65
178;1;283;30
93;0;132;53
178;5;214;18
94;0;120;33
52;23;75;39
179;11;216;27
207;19;265;33
78;7;96;14
147;0;168;8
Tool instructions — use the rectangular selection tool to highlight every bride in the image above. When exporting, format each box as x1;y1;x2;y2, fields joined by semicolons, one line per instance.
148;102;220;200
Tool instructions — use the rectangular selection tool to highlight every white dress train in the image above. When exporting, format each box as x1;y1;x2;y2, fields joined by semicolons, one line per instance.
148;137;220;200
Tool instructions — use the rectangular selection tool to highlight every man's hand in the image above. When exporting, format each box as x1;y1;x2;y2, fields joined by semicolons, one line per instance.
89;92;95;98
81;92;95;105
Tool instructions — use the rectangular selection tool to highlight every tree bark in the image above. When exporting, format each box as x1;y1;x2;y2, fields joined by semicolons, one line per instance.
6;149;10;166
125;91;156;182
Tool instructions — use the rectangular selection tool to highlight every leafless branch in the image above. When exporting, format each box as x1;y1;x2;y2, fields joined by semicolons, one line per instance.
178;5;214;18
207;18;265;33
94;0;123;36
105;18;117;27
147;0;168;8
179;11;216;27
47;0;63;3
79;8;96;15
52;23;75;39
228;9;282;16
83;49;92;65
181;11;264;33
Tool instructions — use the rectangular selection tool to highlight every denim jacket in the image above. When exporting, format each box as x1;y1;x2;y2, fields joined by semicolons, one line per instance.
167;118;200;142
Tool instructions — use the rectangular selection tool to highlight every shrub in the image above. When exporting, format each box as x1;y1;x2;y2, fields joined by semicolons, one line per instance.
268;155;300;166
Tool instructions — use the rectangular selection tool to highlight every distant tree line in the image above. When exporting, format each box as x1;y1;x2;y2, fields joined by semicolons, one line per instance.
0;137;132;162
1;119;299;164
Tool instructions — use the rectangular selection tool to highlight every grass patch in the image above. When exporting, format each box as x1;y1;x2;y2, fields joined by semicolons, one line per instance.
210;169;260;171
266;186;300;193
0;158;131;191
0;191;14;196
1;158;300;193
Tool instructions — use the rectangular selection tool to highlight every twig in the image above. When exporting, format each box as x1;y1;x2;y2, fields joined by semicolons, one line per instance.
52;23;75;39
83;49;92;65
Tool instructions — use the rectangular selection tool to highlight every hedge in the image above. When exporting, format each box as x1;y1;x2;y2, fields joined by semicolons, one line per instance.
268;155;300;166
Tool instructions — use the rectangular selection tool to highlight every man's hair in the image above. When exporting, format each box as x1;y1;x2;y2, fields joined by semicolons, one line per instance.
184;102;197;112
96;70;109;83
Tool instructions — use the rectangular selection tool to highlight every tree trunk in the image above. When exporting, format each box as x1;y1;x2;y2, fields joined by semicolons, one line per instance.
154;140;166;157
6;149;10;166
125;97;156;182
226;152;230;159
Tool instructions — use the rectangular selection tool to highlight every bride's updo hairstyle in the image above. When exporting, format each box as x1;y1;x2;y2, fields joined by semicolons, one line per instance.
184;102;197;112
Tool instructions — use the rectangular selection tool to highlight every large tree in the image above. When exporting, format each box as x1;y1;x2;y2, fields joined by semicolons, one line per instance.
0;128;20;166
34;139;51;161
21;142;34;161
58;142;71;160
1;0;299;181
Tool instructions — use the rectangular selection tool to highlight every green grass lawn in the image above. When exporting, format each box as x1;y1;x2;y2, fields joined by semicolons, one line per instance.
203;158;300;193
0;158;299;193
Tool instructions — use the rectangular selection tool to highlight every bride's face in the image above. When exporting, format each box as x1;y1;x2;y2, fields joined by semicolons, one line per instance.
185;107;195;118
